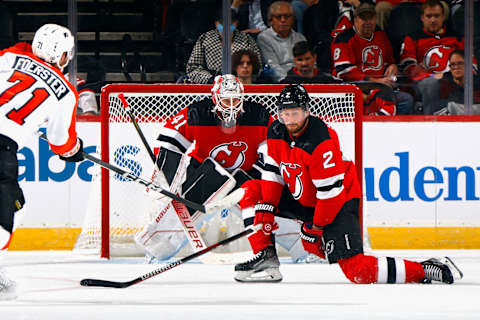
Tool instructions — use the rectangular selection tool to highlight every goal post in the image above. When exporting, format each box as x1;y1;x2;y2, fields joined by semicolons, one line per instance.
76;83;363;259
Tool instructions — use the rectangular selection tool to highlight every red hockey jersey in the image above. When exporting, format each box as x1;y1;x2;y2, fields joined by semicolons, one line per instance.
331;27;395;81
400;27;464;80
259;116;361;227
157;98;273;172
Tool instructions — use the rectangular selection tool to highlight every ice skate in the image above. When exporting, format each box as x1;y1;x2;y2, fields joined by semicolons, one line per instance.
234;245;282;282
421;257;463;284
0;268;17;300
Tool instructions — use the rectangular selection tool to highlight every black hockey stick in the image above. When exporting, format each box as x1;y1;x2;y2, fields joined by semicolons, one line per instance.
118;93;156;163
80;228;253;288
37;132;206;213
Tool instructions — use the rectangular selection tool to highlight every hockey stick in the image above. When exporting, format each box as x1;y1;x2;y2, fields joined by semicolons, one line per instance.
36;132;206;213
80;228;253;288
118;93;208;251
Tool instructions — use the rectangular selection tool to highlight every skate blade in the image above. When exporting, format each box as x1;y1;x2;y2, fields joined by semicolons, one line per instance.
234;268;283;283
443;257;463;281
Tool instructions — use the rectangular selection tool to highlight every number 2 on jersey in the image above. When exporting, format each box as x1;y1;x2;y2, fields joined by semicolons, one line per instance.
0;71;50;125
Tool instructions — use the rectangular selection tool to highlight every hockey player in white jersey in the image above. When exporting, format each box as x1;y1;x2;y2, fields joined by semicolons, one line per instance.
0;24;83;300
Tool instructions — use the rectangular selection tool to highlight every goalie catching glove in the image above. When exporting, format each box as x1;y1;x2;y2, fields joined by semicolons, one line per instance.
59;138;84;162
300;222;325;259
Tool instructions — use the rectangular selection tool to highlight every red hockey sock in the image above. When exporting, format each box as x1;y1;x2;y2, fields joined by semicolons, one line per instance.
404;259;425;283
338;254;426;284
247;229;273;254
338;254;378;284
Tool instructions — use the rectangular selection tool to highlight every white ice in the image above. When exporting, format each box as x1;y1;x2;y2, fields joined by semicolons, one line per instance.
1;249;480;320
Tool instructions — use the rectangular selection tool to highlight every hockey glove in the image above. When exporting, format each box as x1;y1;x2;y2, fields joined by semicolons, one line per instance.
247;203;278;254
300;222;325;259
59;138;84;162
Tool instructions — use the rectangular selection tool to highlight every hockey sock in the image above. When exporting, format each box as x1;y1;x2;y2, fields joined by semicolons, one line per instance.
338;254;425;284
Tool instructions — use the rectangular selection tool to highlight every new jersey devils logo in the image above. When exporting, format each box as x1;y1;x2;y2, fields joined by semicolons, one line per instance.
210;142;247;171
280;162;303;200
362;46;383;72
424;45;452;73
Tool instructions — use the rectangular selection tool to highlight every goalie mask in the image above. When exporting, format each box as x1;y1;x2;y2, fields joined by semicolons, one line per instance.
32;24;75;71
211;74;245;128
277;84;310;124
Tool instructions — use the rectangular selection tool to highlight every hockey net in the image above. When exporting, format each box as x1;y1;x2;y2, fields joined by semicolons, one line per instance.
76;84;363;259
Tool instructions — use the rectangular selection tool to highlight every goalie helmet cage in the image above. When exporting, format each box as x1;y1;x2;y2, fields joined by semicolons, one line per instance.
77;83;363;259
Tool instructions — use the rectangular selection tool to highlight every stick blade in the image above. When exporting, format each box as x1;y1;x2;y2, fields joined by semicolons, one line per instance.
80;278;130;288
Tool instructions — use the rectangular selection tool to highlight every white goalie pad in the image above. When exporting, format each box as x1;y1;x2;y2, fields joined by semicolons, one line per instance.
134;199;187;260
135;157;238;260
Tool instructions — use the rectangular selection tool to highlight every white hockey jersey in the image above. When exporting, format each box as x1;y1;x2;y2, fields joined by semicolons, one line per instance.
0;43;79;156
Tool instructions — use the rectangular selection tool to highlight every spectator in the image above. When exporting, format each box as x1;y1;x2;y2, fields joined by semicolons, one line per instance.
399;0;464;114
291;0;319;34
331;3;414;114
232;49;262;84
301;0;340;72
281;41;342;84
375;0;450;31
231;0;273;37
186;10;261;84
257;1;306;82
435;50;480;114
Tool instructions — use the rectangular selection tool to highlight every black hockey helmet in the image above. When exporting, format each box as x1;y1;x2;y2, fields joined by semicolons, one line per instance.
277;84;310;113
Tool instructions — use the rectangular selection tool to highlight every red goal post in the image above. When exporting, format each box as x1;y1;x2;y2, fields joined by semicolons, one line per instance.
77;83;363;259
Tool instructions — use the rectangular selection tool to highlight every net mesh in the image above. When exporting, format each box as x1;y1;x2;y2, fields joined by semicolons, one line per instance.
75;84;360;257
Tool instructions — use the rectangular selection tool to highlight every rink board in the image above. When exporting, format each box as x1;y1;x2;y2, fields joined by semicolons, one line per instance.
8;119;480;250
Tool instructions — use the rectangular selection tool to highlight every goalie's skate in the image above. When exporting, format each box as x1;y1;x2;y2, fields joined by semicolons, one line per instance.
234;246;282;282
421;257;463;284
0;269;17;300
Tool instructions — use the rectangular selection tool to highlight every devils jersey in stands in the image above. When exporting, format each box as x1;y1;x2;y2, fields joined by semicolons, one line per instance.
157;98;273;172
331;27;395;81
260;116;360;227
400;27;464;78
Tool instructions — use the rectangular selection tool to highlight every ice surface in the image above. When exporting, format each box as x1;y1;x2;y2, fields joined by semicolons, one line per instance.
1;250;479;319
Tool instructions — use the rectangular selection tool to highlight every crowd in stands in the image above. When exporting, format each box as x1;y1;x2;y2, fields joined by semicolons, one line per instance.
1;0;478;115
179;0;478;115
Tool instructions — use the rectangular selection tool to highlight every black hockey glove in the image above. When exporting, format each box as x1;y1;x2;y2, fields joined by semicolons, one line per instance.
59;138;84;162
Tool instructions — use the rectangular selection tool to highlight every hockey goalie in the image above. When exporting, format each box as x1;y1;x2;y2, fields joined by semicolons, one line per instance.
134;75;315;263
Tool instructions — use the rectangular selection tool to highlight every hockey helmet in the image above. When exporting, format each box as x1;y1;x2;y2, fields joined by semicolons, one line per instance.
32;24;74;70
277;84;310;111
211;74;245;128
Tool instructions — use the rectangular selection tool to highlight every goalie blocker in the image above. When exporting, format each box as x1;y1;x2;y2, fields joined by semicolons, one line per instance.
135;147;247;259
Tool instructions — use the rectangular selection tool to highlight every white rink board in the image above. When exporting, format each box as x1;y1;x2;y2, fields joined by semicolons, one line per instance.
13;120;480;230
364;121;480;227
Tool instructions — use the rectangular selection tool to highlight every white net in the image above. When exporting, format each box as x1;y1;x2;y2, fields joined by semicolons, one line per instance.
75;84;362;258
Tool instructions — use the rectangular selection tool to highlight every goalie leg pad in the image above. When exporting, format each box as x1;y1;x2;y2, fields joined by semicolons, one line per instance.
134;200;188;260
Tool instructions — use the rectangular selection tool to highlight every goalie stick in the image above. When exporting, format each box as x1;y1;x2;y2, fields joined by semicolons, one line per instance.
118;93;208;252
36;132;206;213
80;228;253;288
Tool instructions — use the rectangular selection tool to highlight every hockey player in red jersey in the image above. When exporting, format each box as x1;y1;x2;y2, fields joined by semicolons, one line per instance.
399;0;466;114
331;2;413;115
157;74;271;172
232;84;462;284
135;74;284;261
0;24;83;300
